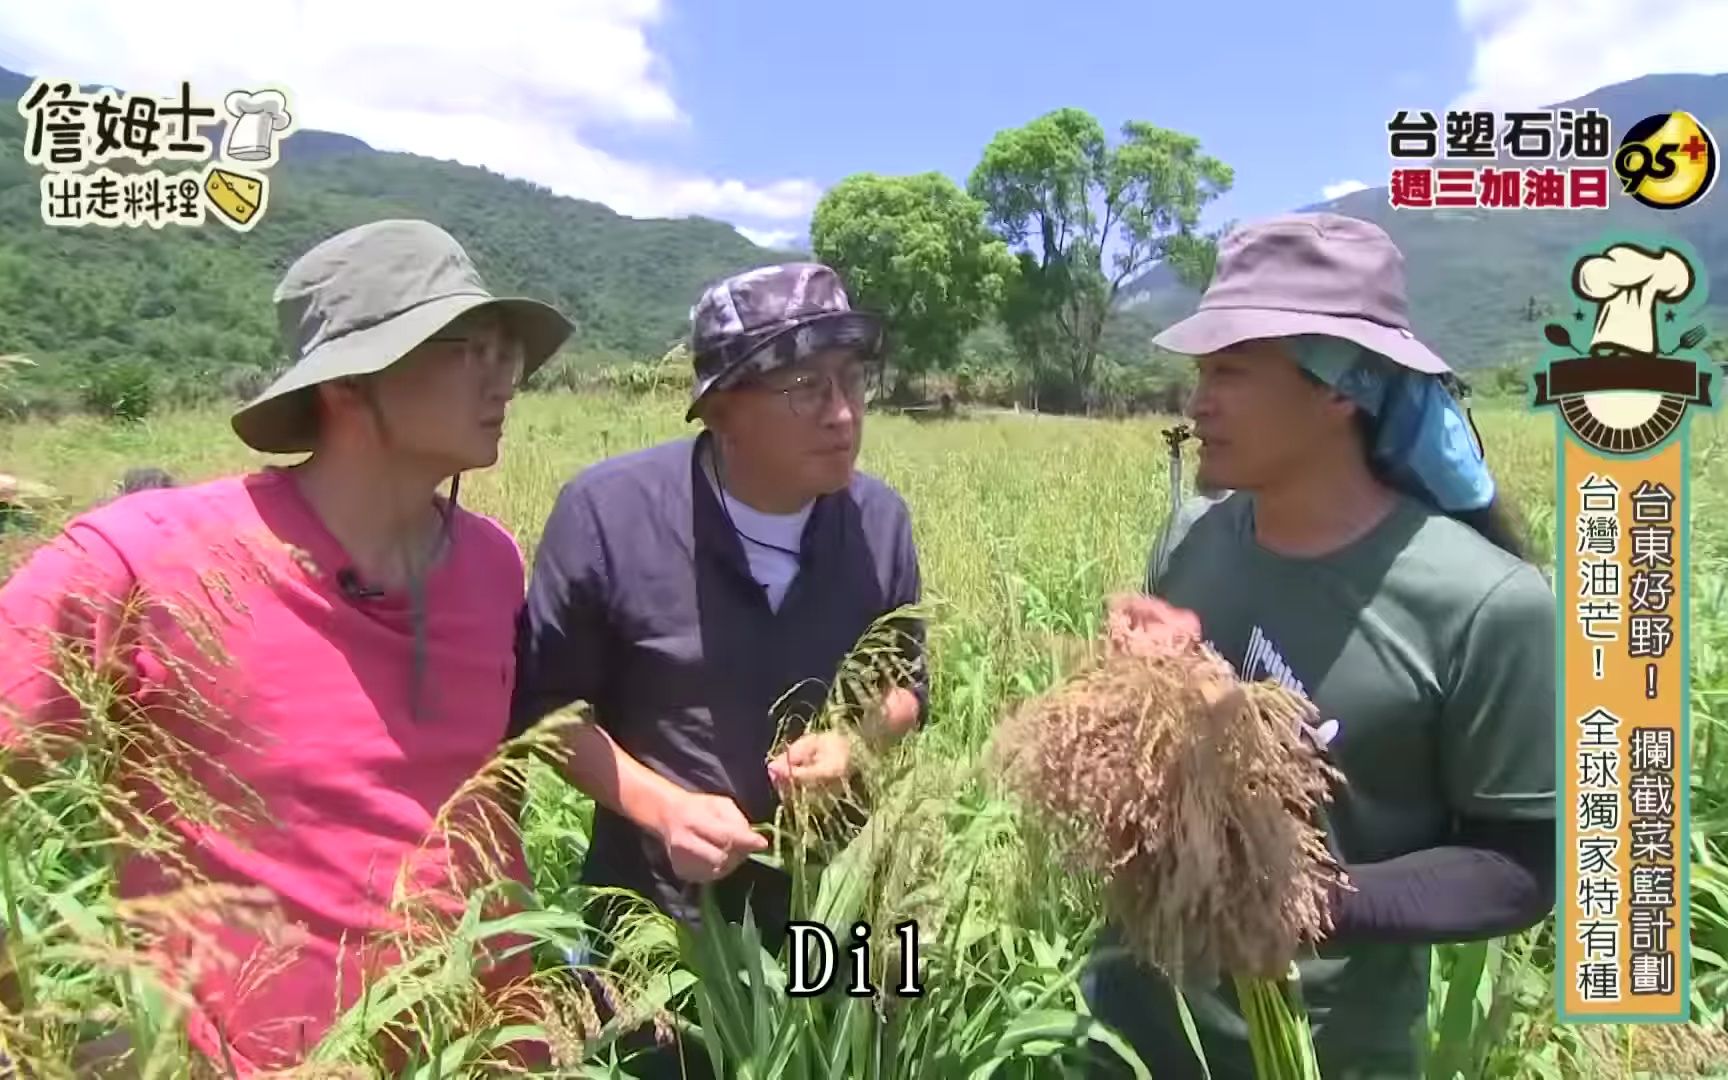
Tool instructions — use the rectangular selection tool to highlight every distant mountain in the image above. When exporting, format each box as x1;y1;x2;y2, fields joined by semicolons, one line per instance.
1122;73;1728;369
0;63;800;400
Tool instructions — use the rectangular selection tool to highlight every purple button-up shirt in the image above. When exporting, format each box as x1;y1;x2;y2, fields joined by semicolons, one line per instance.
510;433;926;929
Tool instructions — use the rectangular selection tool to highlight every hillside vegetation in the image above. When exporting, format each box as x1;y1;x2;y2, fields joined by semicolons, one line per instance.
3;66;1726;423
0;66;794;417
1125;72;1728;370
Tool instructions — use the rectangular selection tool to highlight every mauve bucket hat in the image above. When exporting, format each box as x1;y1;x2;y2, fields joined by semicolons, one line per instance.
1153;212;1451;375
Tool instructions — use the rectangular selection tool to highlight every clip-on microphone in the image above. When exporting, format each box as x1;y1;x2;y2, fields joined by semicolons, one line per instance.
336;567;385;601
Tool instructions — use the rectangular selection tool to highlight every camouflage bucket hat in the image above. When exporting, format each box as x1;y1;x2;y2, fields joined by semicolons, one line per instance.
232;218;577;454
684;262;884;422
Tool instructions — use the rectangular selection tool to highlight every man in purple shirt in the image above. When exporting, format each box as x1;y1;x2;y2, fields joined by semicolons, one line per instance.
511;262;926;958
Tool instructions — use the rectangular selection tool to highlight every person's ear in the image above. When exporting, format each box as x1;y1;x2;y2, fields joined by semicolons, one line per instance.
310;380;338;422
1310;385;1361;436
700;389;734;432
1322;385;1357;417
320;376;392;436
320;376;371;412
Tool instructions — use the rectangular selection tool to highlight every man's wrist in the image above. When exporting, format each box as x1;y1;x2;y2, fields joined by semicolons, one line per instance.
857;686;914;737
625;761;683;840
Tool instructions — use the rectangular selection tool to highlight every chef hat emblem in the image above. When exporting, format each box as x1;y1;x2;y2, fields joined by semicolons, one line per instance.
1530;240;1718;457
223;89;294;166
1575;246;1693;358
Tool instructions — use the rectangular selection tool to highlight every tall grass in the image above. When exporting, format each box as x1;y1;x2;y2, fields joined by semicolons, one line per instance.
665;610;1152;1078
0;551;677;1076
3;392;1727;1076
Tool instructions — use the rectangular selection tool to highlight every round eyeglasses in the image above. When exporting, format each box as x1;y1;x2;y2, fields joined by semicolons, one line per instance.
753;362;874;417
426;331;527;388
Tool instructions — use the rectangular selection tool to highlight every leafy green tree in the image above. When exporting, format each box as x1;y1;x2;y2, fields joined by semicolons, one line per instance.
1162;222;1233;292
968;108;1232;408
810;172;1017;397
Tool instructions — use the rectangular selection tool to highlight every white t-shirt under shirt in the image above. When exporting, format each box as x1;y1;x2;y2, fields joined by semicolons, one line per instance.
704;464;810;611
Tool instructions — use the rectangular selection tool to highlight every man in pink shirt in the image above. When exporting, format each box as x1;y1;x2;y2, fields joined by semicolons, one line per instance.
0;219;573;1074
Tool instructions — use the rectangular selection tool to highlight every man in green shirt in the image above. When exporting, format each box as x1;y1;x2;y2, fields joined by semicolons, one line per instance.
1084;213;1557;1079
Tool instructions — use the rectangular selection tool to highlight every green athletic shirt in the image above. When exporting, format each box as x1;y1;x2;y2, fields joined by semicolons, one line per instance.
1092;490;1557;1080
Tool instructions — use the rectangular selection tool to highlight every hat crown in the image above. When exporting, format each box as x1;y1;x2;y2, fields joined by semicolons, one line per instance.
274;219;491;363
1202;212;1413;331
690;262;853;358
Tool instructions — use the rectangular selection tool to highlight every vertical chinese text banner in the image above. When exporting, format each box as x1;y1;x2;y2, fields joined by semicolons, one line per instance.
1560;429;1689;1020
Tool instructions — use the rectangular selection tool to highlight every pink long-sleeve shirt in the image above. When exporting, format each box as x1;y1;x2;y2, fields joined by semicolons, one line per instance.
0;467;538;1072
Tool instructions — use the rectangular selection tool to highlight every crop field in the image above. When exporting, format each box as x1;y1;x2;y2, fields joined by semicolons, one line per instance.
3;391;1728;1078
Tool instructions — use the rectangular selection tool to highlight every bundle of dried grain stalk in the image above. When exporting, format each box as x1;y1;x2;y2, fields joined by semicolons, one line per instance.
992;602;1349;986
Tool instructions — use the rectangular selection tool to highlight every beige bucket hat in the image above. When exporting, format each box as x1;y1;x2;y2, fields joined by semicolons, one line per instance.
232;219;575;454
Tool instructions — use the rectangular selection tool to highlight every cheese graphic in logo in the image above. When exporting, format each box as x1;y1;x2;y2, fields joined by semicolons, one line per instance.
205;168;265;228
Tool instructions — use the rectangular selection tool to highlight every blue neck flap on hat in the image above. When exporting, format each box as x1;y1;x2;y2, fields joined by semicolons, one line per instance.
1287;335;1496;514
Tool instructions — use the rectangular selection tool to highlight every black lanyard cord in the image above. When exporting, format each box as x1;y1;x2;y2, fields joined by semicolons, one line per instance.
707;439;805;560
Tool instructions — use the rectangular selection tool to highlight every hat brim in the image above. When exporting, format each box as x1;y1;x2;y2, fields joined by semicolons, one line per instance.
232;292;575;454
1151;307;1451;375
684;310;883;423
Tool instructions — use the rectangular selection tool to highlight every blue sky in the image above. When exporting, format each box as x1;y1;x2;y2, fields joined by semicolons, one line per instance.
3;0;1724;250
616;0;1476;239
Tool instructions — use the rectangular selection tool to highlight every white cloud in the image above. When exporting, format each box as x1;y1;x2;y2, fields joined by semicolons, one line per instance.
734;226;800;249
1322;179;1369;200
0;0;822;223
1453;0;1728;111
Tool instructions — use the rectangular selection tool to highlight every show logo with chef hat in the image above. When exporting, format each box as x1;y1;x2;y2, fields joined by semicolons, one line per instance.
16;78;293;234
202;87;296;233
222;90;294;166
1537;231;1713;1024
1531;237;1716;455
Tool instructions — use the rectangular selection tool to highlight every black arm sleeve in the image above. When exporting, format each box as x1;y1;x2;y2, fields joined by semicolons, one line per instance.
1327;814;1556;945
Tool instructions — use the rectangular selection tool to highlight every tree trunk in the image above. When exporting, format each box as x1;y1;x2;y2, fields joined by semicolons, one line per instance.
1067;300;1109;413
